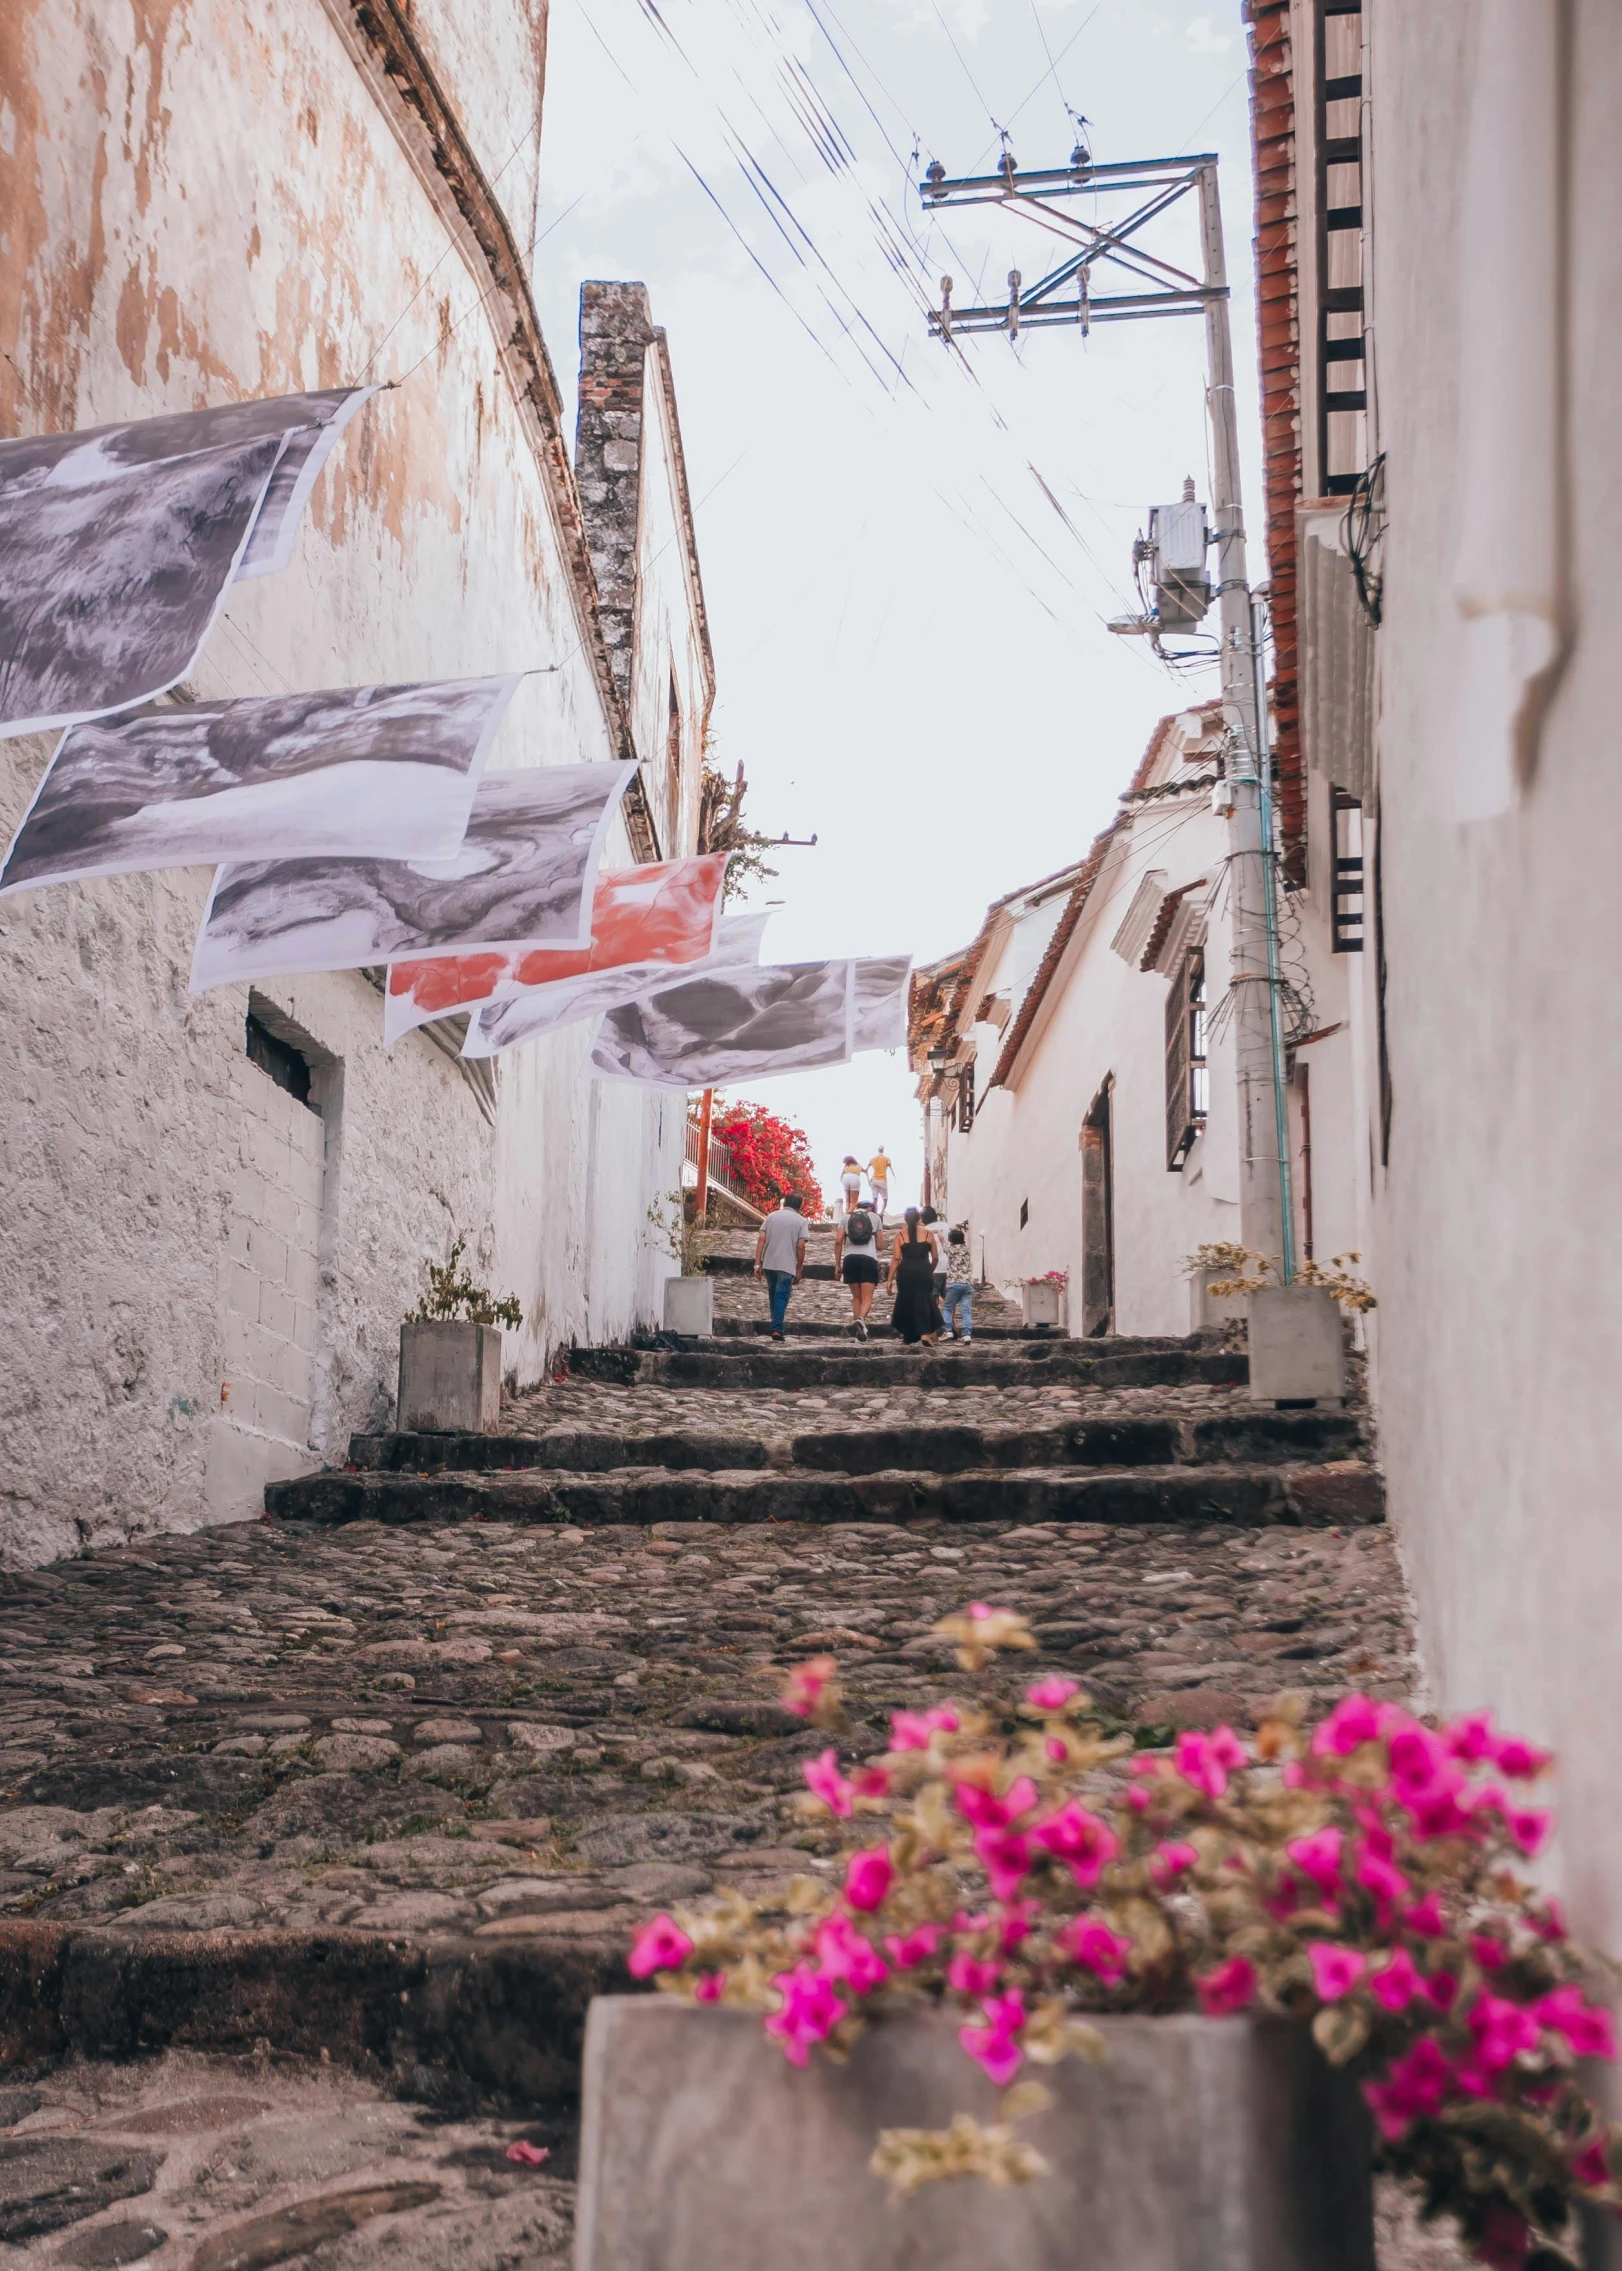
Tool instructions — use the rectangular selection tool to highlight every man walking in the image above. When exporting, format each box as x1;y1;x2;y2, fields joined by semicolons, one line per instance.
753;1190;809;1340
866;1145;892;1222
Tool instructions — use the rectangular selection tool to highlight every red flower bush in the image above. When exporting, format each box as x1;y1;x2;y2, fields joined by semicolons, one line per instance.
710;1100;824;1216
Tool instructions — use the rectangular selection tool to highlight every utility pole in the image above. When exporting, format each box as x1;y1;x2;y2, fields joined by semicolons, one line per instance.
919;143;1294;1275
693;1086;715;1225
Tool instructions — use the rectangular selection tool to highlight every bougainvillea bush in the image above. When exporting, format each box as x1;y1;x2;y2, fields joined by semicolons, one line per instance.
629;1609;1619;2268
711;1100;824;1216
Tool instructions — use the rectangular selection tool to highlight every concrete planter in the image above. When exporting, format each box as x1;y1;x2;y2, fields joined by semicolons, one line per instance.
1020;1279;1066;1331
396;1320;502;1434
663;1274;715;1337
1190;1263;1250;1332
577;2000;1374;2271
1247;1284;1347;1405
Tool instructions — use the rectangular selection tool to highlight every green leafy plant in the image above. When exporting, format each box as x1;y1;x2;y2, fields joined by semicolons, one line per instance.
412;1235;523;1329
628;1616;1616;2268
698;759;780;904
647;1187;716;1278
1184;1243;1378;1314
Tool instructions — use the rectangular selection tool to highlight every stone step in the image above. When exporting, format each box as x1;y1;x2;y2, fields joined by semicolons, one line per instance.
683;1324;1181;1353
267;1458;1382;1531
349;1407;1363;1478
711;1317;1036;1341
565;1344;1249;1391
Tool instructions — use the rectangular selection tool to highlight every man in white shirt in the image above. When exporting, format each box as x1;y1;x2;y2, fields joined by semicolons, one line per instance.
753;1192;809;1339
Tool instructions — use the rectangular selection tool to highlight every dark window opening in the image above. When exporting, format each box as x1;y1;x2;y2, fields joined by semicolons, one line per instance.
1166;949;1207;1170
957;1057;976;1134
246;1010;315;1110
1332;789;1365;950
1189;952;1209;1122
1019;1197;1029;1229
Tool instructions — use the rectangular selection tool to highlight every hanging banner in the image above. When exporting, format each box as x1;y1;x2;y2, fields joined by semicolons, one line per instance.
584;958;854;1089
852;954;914;1052
189;760;637;992
460;906;771;1059
384;849;730;1045
0;674;520;894
0;386;380;741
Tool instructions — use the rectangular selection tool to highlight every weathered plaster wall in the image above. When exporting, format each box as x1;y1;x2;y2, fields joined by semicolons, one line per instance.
0;0;686;1564
1366;0;1622;1952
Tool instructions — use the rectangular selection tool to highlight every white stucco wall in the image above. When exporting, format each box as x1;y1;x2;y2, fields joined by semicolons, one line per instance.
0;0;691;1565
1365;0;1622;1949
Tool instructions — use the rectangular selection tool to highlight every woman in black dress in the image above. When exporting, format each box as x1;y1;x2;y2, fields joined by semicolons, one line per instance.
888;1207;942;1346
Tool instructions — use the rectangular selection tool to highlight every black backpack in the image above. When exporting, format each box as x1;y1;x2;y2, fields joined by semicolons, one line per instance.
846;1209;874;1246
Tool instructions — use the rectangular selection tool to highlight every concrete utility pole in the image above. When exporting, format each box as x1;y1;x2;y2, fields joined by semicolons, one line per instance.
919;145;1294;1274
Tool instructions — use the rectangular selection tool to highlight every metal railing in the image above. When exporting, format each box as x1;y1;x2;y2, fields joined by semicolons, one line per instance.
683;1120;762;1220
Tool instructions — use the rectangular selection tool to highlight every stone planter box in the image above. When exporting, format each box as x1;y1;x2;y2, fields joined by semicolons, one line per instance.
396;1320;502;1434
663;1274;714;1337
577;1999;1374;2271
1247;1285;1347;1406
1020;1279;1066;1331
1190;1263;1250;1333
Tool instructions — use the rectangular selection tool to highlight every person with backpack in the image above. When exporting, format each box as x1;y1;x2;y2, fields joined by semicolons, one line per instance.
833;1194;883;1339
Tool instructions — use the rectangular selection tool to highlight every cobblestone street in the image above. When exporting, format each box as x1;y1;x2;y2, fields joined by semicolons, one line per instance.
0;1227;1446;2264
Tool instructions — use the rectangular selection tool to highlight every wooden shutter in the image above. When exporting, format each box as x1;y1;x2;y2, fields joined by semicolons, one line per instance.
1165;954;1194;1170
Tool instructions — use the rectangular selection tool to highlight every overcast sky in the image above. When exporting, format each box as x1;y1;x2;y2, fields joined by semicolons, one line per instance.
530;0;1262;1212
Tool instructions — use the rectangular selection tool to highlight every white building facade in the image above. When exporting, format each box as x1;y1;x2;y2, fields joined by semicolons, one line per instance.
0;1;713;1563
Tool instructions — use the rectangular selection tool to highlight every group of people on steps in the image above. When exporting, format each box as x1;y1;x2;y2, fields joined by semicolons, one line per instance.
753;1158;974;1345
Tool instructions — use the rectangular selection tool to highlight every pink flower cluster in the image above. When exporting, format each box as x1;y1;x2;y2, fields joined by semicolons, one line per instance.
1309;1697;1552;1855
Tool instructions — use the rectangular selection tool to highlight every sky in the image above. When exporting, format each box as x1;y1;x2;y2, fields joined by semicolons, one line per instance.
529;0;1265;1212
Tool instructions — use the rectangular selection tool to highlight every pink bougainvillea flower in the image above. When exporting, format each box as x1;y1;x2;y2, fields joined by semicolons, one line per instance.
1388;1723;1452;1794
996;1899;1040;1953
1530;1896;1568;1943
953;1774;1039;1831
947;1949;1003;1997
1046;1736;1069;1762
1127;1784;1152;1814
1369;1948;1423;2012
1467;1991;1543;2074
813;1914;889;1995
628;1914;694;1978
1310;1694;1385;1758
1469;1931;1509;1973
1571;2137;1613;2188
506;2140;550;2166
959;1989;1027;2087
843;1845;894;1912
1281;1759;1308;1788
851;1763;892;1798
1494;1734;1552;1780
1354;1844;1410;1923
765;1963;844;2066
1149;1840;1199;1889
1443;1710;1497;1763
692;1971;726;2003
1309;1943;1368;2002
1285;1826;1344;1897
1065;1917;1132;1982
1403;1774;1476;1842
802;1748;855;1818
974;1825;1033;1902
1502;1803;1552;1856
1025;1674;1080;1712
1403;1892;1446;1937
883;1923;942;1970
1363;2036;1454;2140
1173;1730;1244;1800
782;1654;837;1719
1032;1800;1119;1888
889;1704;960;1752
1197;1956;1258;2017
1477;2206;1531;2271
1425;1970;1459;2012
1537;1986;1618;2060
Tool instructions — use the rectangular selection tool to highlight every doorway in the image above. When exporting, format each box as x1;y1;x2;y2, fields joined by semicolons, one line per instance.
1080;1077;1115;1337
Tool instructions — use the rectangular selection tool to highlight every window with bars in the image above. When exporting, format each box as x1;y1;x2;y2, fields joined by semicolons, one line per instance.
1332;790;1365;950
957;1057;975;1134
1165;949;1208;1170
1317;0;1368;495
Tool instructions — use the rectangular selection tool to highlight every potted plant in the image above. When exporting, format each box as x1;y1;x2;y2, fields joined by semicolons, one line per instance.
1193;1248;1376;1406
652;1187;717;1338
585;1616;1620;2271
396;1235;522;1434
1020;1269;1068;1332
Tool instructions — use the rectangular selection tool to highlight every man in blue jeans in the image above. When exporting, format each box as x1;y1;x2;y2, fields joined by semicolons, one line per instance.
753;1190;809;1339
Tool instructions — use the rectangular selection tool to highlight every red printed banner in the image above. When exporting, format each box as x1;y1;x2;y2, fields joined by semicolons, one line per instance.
384;851;728;1043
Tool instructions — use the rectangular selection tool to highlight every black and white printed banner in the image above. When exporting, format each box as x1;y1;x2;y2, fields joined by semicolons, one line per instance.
852;953;913;1052
189;761;637;992
0;387;378;740
0;675;520;894
584;958;856;1088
